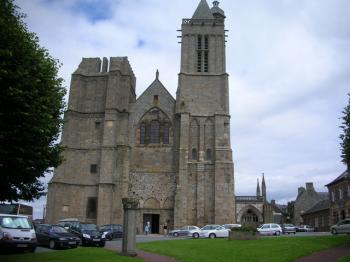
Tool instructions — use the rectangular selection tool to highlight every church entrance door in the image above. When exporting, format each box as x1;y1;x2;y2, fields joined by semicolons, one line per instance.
143;214;160;234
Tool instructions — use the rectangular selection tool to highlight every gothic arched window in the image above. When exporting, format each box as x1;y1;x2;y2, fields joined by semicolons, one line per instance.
192;148;197;160
150;120;160;143
140;123;146;144
163;122;169;144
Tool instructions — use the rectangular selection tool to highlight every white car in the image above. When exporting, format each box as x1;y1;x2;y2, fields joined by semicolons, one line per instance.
257;223;282;236
331;219;350;235
197;225;230;239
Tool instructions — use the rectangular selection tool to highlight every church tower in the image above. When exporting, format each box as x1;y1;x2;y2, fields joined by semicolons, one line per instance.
174;0;235;227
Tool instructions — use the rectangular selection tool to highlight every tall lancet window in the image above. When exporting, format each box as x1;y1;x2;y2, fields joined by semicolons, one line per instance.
197;35;209;73
150;120;160;143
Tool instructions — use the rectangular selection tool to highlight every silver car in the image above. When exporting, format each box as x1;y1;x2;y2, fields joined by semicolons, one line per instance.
331;219;350;235
257;223;282;236
169;226;200;237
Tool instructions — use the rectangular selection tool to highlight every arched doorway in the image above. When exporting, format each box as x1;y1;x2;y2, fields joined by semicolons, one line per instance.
241;209;259;223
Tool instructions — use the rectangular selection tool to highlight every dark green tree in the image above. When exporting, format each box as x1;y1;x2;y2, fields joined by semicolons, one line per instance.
0;0;65;201
340;94;350;171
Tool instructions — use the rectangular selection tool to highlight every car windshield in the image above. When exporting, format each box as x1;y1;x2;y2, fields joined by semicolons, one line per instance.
0;216;32;229
180;226;188;230
51;226;68;233
99;226;110;231
81;224;97;230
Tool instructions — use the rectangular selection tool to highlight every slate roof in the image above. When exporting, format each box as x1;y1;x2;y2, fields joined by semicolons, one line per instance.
303;199;330;215
192;0;214;19
325;170;350;187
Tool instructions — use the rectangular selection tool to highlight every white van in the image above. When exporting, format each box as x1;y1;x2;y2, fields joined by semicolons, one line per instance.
0;214;37;253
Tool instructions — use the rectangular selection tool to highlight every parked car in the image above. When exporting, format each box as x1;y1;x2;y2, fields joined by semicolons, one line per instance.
282;224;296;234
35;224;80;249
197;225;230;239
0;214;37;253
57;218;80;230
99;224;123;240
297;225;314;232
169;226;201;238
257;223;282;236
222;224;242;230
331;219;350;235
69;223;106;247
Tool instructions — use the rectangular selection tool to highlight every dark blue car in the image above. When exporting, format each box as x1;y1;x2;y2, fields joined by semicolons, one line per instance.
35;224;80;249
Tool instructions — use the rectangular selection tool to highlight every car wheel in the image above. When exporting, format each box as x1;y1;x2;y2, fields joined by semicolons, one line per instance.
209;233;216;239
275;231;280;236
331;229;338;235
173;232;179;237
49;240;56;249
107;234;113;241
193;232;199;239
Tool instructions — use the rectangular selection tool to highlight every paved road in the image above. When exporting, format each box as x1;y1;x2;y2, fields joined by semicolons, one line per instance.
35;232;332;253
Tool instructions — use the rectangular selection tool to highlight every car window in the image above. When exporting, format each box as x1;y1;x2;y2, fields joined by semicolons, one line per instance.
202;225;211;230
0;216;32;229
189;226;196;230
271;224;279;228
180;226;188;230
261;225;270;229
51;226;68;233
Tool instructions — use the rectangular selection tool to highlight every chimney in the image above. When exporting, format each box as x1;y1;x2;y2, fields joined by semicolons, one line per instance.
306;182;314;192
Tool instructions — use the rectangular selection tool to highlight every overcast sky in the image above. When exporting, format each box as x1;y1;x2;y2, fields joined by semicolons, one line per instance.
15;0;349;219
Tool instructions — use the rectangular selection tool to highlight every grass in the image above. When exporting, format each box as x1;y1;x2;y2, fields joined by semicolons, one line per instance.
137;235;350;262
338;255;350;262
0;247;141;262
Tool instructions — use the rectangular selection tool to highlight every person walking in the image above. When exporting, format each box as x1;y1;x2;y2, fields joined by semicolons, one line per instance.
144;221;151;235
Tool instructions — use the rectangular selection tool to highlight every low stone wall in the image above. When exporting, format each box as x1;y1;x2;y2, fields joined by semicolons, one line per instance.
228;230;258;240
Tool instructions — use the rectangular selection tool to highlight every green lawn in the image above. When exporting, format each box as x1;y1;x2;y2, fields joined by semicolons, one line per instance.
138;235;350;262
1;247;141;262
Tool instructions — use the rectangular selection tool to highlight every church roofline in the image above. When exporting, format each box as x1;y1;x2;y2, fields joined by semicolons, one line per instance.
136;72;175;102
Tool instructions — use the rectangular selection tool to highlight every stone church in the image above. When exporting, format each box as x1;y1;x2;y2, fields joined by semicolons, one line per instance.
46;0;272;232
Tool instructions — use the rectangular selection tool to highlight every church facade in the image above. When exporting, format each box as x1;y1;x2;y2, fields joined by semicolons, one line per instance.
46;1;266;232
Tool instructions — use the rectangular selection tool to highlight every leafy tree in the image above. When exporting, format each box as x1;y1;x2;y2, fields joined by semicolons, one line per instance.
0;0;65;201
286;201;294;223
340;94;350;171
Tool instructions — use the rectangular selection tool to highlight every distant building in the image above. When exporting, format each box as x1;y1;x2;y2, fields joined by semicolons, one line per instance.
326;170;350;225
293;182;328;226
235;174;280;226
301;199;330;232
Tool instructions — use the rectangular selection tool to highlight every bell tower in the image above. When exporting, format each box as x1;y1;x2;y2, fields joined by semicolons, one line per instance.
174;0;235;227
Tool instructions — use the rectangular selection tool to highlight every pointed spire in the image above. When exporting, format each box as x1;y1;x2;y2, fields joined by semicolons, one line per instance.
256;178;261;197
192;0;214;19
156;69;159;80
262;173;267;202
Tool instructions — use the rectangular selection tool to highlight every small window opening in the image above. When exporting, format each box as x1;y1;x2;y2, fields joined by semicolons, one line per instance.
86;197;97;219
192;148;197;160
95;121;101;129
154;95;159;105
90;164;98;174
206;148;212;160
